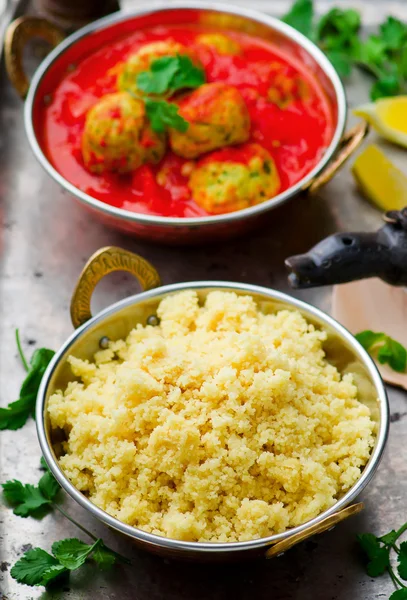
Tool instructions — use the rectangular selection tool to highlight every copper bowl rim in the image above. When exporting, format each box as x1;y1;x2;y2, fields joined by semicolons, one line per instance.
24;1;347;229
36;281;389;555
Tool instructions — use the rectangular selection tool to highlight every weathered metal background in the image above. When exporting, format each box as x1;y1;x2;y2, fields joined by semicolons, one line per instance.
1;1;407;599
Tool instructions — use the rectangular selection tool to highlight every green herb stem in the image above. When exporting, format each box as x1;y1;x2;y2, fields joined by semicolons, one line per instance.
15;329;29;372
396;523;407;541
389;566;406;590
53;503;98;543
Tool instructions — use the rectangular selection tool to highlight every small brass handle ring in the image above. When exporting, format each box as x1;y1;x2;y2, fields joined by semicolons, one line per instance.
70;246;162;329
308;122;369;195
5;16;65;99
265;502;364;559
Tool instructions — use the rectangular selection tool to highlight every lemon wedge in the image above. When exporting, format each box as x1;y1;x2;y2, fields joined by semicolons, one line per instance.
352;144;407;211
353;97;407;148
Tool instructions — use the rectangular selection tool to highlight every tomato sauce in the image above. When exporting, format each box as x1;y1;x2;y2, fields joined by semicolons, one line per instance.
37;25;335;218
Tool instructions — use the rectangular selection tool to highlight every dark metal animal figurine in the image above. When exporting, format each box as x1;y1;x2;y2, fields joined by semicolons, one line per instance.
285;208;407;288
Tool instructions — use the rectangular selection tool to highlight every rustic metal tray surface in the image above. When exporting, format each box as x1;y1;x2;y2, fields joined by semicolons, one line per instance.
1;1;407;598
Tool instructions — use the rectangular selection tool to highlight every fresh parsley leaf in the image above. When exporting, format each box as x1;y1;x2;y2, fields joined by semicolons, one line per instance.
282;0;314;38
357;533;390;577
10;548;66;587
145;99;189;134
390;589;407;600
136;54;205;96
52;538;99;570
398;541;407;580
0;339;55;431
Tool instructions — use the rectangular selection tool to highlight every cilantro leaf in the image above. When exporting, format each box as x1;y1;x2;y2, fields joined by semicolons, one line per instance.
316;8;361;40
370;74;401;100
10;537;129;589
145;99;188;133
356;330;407;372
325;51;353;77
168;54;205;91
1;479;28;504
390;590;407;600
281;3;407;99
38;469;60;502
0;397;36;431
1;466;60;518
282;0;314;38
398;541;407;580
92;543;118;570
0;338;55;431
377;338;407;372
355;330;386;350
136;56;180;94
359;36;387;68
136;54;205;96
380;530;398;545
2;480;51;517
92;540;130;568
10;548;66;587
52;538;99;570
400;47;407;79
380;16;407;51
20;348;55;399
357;533;390;577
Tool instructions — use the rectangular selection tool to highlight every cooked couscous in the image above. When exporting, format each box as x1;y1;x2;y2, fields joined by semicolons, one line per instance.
48;291;375;543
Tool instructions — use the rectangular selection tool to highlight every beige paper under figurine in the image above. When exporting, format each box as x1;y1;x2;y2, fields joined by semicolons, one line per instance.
286;208;407;389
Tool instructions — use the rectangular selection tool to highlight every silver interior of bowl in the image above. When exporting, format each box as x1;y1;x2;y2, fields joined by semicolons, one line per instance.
25;1;346;228
37;282;389;554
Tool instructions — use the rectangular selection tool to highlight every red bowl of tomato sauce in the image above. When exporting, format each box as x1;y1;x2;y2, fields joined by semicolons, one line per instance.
12;3;354;243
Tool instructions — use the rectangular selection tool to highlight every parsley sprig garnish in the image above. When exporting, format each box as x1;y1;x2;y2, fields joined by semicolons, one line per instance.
358;522;407;599
356;330;407;373
0;330;55;430
133;54;206;133
2;459;129;588
283;0;407;99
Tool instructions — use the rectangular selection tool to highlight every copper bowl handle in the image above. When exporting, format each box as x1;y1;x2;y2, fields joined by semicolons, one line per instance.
70;246;161;329
308;122;369;195
5;16;65;99
265;502;364;558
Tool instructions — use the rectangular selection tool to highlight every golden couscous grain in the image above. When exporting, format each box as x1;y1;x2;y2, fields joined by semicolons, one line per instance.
48;291;375;542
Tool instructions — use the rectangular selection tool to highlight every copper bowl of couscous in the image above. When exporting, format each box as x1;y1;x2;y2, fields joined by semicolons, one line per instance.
37;247;389;561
